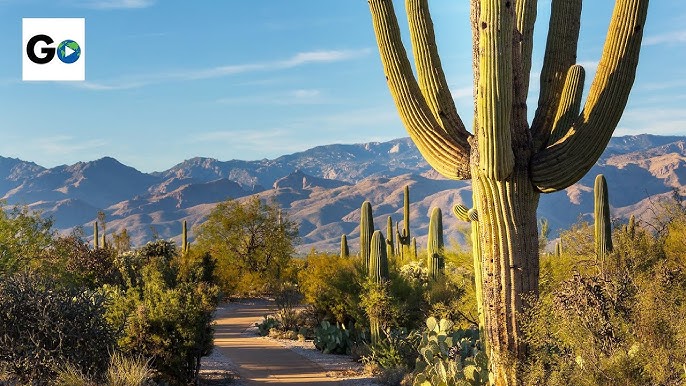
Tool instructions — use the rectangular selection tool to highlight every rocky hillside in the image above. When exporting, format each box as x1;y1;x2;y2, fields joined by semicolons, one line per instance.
1;134;683;252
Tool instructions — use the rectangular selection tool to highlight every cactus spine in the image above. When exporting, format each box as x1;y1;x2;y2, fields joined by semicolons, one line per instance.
360;201;375;270
340;234;349;259
594;174;613;273
93;222;99;249
427;207;444;279
397;186;412;260
368;0;648;382
368;230;389;345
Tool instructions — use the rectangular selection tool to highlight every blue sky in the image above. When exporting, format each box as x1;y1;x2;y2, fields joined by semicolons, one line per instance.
0;0;683;172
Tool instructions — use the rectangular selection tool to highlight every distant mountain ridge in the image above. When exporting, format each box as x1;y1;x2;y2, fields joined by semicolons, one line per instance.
1;134;684;252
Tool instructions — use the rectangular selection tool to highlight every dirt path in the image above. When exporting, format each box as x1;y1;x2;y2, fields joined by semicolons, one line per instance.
212;299;346;385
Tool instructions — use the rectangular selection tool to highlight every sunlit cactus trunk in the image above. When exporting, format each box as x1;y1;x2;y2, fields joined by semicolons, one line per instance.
368;230;389;345
340;234;350;259
427;207;444;279
368;0;648;383
396;185;412;260
360;201;374;270
594;174;613;274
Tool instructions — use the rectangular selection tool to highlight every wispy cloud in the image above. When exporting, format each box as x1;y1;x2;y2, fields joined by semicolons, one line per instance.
618;107;686;135
450;86;472;100
217;89;328;106
74;49;371;90
34;135;108;156
642;30;686;46
74;0;155;9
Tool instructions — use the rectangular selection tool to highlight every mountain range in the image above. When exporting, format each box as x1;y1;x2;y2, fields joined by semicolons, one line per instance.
1;134;684;253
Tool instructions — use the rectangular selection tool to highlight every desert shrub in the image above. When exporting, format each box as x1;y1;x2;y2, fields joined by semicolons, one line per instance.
0;205;54;275
105;241;220;385
274;282;303;331
43;233;122;288
298;250;365;325
0;273;114;384
364;328;419;374
106;352;154;386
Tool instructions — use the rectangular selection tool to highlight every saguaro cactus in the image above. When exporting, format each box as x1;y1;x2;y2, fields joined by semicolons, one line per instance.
93;222;99;249
594;174;613;273
386;216;395;259
427;207;444;279
396;186;412;260
340;234;349;258
368;0;648;383
627;214;636;240
181;220;189;255
454;204;485;341
360;201;375;269
368;230;389;344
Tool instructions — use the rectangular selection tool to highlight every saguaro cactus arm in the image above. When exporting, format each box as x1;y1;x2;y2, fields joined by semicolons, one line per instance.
549;65;586;145
531;0;649;192
531;0;582;149
405;0;468;138
368;0;471;180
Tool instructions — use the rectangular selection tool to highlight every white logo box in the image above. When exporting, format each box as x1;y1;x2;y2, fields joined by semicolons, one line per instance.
22;18;85;81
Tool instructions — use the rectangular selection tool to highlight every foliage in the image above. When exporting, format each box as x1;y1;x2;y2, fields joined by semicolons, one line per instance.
0;204;54;275
105;242;220;385
412;317;488;386
297;250;365;325
106;352;154;386
195;196;298;296
0;273;114;384
523;204;686;386
313;320;353;355
364;328;420;373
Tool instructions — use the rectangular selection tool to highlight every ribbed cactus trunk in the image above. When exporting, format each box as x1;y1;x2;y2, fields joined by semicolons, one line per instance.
594;174;613;274
427;207;444;279
627;214;636;240
360;201;374;270
181;220;189;255
368;0;648;383
93;222;99;249
386;216;395;259
368;230;389;345
396;186;412;260
340;234;349;258
454;203;486;344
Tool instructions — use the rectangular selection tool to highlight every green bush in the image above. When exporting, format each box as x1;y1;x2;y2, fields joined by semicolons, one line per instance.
105;242;219;385
255;316;281;336
298;250;365;325
0;273;114;384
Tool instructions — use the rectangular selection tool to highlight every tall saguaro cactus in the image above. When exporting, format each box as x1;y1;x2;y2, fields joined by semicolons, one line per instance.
396;185;412;260
454;204;485;341
341;234;350;258
368;0;648;384
427;207;444;279
360;201;375;269
368;230;389;344
93;222;99;249
386;216;395;259
594;174;613;273
181;220;190;255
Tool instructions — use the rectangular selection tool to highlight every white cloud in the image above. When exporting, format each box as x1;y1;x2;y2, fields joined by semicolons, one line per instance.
75;49;370;90
216;89;327;106
34;135;108;155
450;86;472;100
642;30;686;46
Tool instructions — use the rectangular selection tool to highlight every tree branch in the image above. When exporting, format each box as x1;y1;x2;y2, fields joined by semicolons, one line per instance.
369;0;471;180
531;0;649;192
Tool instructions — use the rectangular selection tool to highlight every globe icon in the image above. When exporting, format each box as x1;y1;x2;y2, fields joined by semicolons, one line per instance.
57;40;81;64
